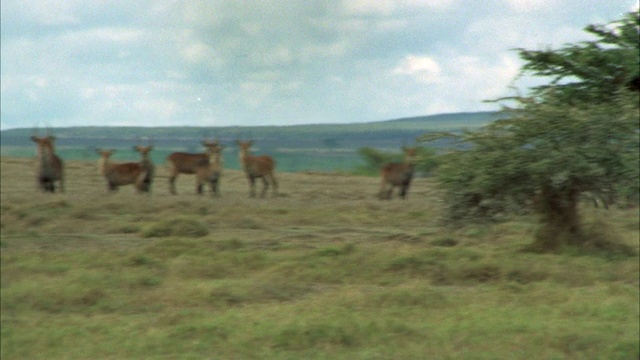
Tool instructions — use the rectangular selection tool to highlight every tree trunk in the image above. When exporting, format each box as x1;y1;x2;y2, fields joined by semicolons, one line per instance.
532;184;583;251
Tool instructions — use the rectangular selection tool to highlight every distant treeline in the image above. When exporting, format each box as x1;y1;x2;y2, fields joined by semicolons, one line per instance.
1;112;498;173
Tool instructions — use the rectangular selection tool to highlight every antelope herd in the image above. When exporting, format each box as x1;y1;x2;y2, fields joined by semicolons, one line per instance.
30;136;418;200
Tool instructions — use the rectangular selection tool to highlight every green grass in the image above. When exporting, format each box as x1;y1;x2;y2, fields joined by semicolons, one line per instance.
1;156;638;359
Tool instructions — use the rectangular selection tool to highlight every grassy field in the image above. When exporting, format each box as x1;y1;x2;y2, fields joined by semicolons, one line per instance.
1;156;638;359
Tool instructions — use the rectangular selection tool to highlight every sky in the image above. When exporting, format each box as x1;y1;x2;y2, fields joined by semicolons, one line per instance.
1;0;637;130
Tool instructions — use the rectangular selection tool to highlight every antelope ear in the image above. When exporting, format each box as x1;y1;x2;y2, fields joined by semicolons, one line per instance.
31;136;38;142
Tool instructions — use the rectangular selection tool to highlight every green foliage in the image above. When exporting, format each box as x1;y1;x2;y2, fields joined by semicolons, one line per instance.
424;12;640;251
516;11;640;104
356;147;399;175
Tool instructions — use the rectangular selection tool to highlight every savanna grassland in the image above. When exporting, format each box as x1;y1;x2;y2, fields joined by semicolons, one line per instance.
1;156;638;359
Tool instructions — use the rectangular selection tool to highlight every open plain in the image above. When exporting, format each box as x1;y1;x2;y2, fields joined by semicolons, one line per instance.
1;156;638;359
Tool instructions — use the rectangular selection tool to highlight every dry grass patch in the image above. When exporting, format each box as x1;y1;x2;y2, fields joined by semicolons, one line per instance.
140;217;209;238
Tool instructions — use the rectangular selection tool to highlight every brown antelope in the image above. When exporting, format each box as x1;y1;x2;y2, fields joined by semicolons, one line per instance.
379;147;418;200
134;145;155;192
236;140;278;198
96;148;152;193
194;144;225;196
31;135;64;193
166;140;225;195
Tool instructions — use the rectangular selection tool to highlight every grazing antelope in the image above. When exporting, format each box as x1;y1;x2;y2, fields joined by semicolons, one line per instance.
96;148;152;193
31;135;64;193
379;147;418;200
236;140;278;198
166;140;224;195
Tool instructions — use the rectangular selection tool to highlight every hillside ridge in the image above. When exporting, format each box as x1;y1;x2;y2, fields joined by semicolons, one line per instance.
1;111;497;136
1;111;499;172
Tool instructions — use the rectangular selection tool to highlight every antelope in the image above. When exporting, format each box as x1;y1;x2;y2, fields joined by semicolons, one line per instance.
96;148;152;193
31;135;64;193
134;145;155;192
194;143;225;196
236;140;278;198
379;147;418;200
166;140;225;195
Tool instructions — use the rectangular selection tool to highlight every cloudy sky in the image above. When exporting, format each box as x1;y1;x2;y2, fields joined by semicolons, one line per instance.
1;0;637;129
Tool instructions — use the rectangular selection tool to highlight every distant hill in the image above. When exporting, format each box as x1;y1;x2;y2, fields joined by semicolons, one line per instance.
1;111;499;172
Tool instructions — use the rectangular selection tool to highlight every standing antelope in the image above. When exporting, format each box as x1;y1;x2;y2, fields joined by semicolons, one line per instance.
195;143;225;196
379;147;418;200
236;140;278;198
134;145;155;192
31;135;64;193
166;140;224;195
96;148;152;193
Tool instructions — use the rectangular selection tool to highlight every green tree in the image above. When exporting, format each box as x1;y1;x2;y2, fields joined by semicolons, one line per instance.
422;12;639;251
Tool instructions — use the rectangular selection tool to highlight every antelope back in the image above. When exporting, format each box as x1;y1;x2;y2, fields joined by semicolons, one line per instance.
97;149;145;185
110;163;146;185
248;155;275;175
167;152;209;174
381;163;413;185
380;147;418;185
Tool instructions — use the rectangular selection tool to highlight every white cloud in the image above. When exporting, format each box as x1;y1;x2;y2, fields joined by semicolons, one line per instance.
133;99;180;120
237;82;274;108
249;46;293;67
4;0;80;26
342;0;397;15
343;0;458;14
178;0;226;28
393;55;443;84
182;42;219;65
448;55;521;98
0;0;634;129
502;0;556;12
383;53;522;119
302;40;350;60
78;27;147;43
